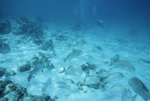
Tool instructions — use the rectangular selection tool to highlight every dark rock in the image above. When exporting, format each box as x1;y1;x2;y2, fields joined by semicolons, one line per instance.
14;17;43;37
8;84;16;91
0;80;54;101
81;62;97;74
33;37;43;45
0;19;11;34
0;67;7;77
0;43;10;54
0;80;12;88
43;94;52;101
0;97;9;101
83;75;101;89
55;35;68;41
29;94;54;101
17;61;31;72
1;82;27;101
47;64;55;70
5;71;16;76
41;39;54;51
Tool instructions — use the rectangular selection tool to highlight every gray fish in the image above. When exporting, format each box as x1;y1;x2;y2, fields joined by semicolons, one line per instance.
72;38;87;46
55;81;70;89
27;60;44;82
128;77;150;101
109;85;125;97
41;78;52;92
27;68;38;82
106;72;124;82
121;89;137;101
140;59;150;64
0;43;10;54
59;65;82;76
96;20;104;28
114;60;135;71
64;49;83;62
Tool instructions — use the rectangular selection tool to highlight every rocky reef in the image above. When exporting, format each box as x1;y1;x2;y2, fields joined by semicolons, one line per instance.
0;80;54;101
13;17;43;37
0;43;10;54
17;60;31;72
0;67;7;77
0;18;11;34
81;62;97;74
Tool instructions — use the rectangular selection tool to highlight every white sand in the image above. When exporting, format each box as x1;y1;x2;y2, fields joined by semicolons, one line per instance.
0;23;150;101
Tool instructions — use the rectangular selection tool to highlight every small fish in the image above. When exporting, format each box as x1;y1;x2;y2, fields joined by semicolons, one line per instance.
106;72;124;82
55;81;70;89
114;60;135;71
59;65;82;76
27;69;37;82
109;85;125;97
72;38;87;46
121;89;137;101
139;59;150;64
0;43;10;54
110;54;120;66
27;60;44;82
42;78;52;92
128;77;150;101
64;49;83;62
96;20;104;28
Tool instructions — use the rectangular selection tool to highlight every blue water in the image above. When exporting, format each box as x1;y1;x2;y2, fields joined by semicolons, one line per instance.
1;0;150;37
0;0;150;101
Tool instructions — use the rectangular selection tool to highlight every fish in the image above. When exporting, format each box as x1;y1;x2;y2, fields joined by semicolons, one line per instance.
106;72;124;82
139;59;150;64
27;68;38;82
55;81;70;89
72;38;87;46
27;60;44;82
128;77;150;101
96;20;104;29
114;60;135;71
41;78;52;92
109;54;120;66
64;49;83;62
0;43;10;54
109;85;125;97
59;65;82;76
121;89;137;101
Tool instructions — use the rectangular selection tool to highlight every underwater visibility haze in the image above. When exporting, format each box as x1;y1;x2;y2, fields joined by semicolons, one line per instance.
0;0;150;101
